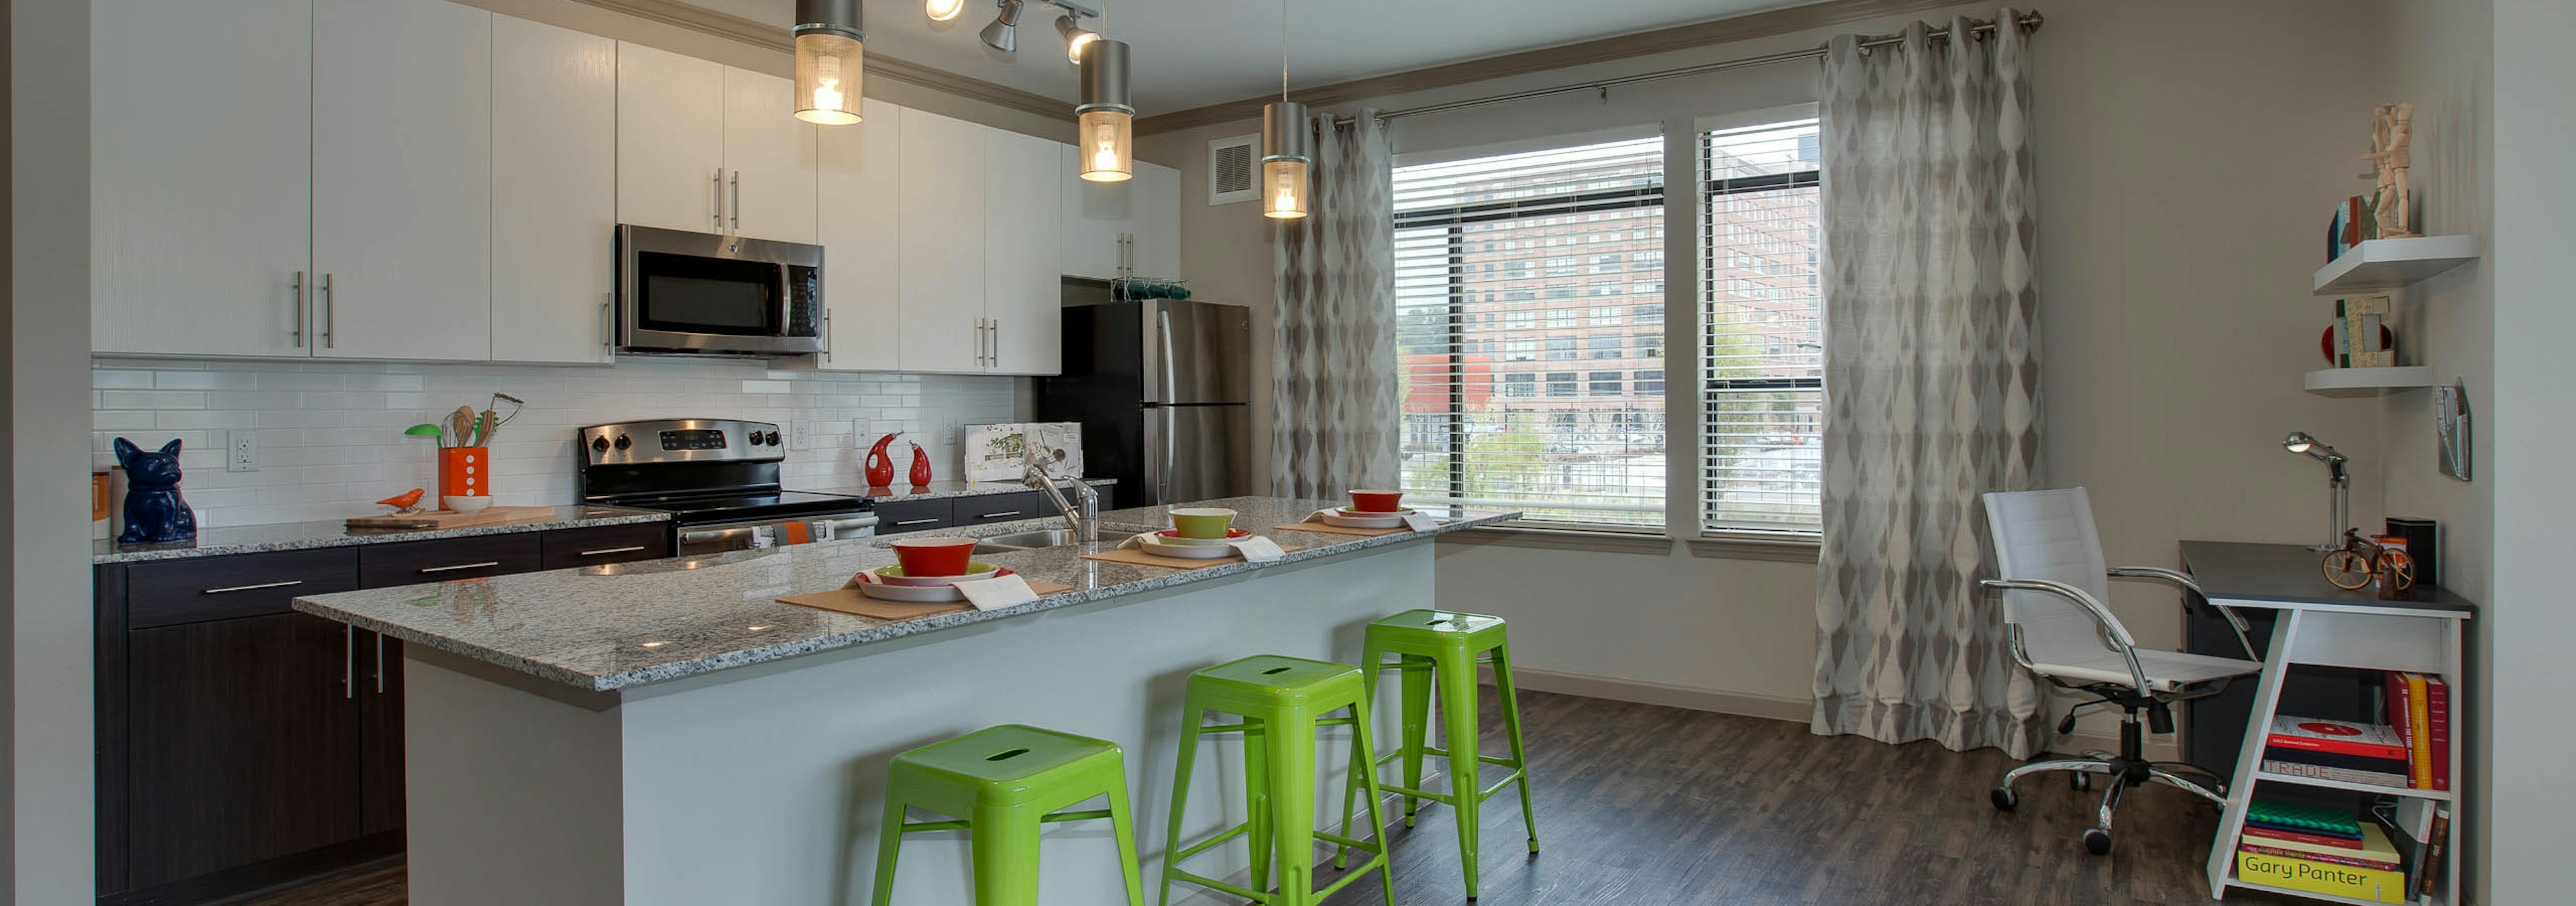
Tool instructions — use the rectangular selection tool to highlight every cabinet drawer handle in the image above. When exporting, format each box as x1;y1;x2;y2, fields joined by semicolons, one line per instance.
577;546;648;557
419;561;502;574
201;579;305;595
890;518;942;527
977;511;1024;519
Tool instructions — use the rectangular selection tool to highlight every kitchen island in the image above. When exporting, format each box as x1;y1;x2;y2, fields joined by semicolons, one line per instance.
292;496;1513;905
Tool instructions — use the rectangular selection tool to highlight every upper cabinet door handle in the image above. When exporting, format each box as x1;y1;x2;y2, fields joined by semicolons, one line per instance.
321;274;336;349
729;170;741;232
712;168;725;232
292;271;307;348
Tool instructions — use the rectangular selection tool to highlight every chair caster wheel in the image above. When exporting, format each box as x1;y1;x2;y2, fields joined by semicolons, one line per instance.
2070;772;2092;791
2082;827;2112;855
1990;787;2018;811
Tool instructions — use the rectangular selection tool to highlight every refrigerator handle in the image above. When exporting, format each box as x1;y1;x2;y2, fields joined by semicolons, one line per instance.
1158;307;1178;505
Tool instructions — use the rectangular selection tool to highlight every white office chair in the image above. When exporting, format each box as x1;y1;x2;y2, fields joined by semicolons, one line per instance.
1980;488;2264;854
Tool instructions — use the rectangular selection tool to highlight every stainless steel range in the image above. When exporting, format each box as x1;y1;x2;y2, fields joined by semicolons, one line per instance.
576;418;875;556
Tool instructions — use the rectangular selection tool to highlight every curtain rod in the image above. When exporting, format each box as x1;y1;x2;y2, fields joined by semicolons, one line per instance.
1330;11;2043;126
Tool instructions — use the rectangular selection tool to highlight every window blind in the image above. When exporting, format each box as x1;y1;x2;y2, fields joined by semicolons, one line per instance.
1699;119;1823;531
1393;136;1667;527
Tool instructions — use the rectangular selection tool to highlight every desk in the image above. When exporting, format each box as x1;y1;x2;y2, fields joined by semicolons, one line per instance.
2181;541;2473;905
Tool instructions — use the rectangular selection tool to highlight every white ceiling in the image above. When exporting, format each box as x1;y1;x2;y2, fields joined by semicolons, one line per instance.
698;0;1821;113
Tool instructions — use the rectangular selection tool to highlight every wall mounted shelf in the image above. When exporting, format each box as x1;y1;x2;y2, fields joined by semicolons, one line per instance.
2312;234;2480;295
2304;365;2433;397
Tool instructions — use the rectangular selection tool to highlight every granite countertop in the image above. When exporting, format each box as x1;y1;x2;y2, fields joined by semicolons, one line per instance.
293;497;1514;692
811;477;1116;503
95;505;669;565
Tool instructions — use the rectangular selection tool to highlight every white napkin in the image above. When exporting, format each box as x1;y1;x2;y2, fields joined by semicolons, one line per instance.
952;573;1039;610
1117;531;1159;550
1229;536;1287;562
1400;511;1442;532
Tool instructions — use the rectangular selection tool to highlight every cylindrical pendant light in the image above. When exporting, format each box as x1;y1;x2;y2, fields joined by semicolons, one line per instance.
1258;0;1307;219
793;0;864;125
1075;39;1134;183
1260;100;1310;219
925;0;965;22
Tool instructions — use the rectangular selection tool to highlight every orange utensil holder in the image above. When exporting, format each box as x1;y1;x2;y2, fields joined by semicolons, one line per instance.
439;447;490;498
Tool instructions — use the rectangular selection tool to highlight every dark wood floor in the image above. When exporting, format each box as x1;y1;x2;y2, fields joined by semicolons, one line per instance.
233;689;2285;905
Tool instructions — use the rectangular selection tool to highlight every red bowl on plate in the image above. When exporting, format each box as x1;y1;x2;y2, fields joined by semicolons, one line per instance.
1348;489;1405;513
887;536;978;576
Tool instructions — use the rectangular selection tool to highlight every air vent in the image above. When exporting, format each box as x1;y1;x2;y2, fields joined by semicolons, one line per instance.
1208;134;1258;205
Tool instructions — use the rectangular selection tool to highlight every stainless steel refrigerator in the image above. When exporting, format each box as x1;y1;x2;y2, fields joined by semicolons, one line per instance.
1038;280;1252;507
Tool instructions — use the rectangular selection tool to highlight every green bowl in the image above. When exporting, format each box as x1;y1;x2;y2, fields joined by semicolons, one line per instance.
1167;507;1238;540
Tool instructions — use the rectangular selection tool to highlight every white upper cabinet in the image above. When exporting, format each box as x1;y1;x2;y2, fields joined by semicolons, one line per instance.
895;110;987;374
722;68;820;244
1059;152;1182;281
813;99;903;371
92;0;315;358
985;130;1063;375
616;42;727;235
1129;162;1183;279
491;15;617;364
311;0;493;360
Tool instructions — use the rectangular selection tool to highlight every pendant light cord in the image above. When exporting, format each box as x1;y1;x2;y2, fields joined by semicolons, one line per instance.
1279;0;1289;103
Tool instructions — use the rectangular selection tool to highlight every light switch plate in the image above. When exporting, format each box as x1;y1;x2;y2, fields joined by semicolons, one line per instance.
226;429;258;472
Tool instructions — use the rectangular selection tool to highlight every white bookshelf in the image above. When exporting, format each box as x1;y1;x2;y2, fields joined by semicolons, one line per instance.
2313;235;2481;295
2304;365;2434;397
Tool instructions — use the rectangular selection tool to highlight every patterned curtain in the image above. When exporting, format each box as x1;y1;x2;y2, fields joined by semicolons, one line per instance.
1809;13;2047;758
1271;111;1399;497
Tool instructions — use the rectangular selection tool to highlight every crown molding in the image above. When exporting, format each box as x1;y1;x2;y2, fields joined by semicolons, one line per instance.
1135;0;1963;136
570;0;1071;123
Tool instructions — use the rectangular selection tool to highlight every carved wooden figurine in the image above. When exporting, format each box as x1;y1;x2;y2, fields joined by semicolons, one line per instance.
2364;102;2417;239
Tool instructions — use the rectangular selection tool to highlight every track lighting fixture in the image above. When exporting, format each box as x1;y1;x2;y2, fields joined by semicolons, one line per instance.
978;0;1022;53
1056;15;1100;64
792;0;865;125
925;0;965;22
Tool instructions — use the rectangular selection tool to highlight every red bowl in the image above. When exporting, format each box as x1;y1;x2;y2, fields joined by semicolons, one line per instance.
1348;489;1405;513
887;536;978;576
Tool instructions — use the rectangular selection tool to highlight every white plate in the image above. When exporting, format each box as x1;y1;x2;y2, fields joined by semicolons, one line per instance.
856;581;965;602
1316;511;1404;529
1336;506;1416;517
872;563;1001;587
1154;528;1250;547
1138;536;1240;559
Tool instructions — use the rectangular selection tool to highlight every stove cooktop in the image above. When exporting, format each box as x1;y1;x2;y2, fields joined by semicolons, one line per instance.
601;490;868;525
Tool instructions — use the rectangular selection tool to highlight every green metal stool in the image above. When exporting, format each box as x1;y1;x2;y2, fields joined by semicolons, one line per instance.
1335;609;1538;899
1159;655;1395;906
871;723;1146;906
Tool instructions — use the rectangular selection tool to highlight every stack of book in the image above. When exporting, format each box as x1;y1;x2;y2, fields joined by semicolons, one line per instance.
2235;801;2410;903
2383;671;2452;791
2265;715;2412;788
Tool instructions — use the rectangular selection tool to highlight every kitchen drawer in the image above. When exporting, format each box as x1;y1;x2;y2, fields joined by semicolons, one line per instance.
127;548;361;629
358;534;543;588
955;491;1044;525
873;499;953;535
539;522;672;570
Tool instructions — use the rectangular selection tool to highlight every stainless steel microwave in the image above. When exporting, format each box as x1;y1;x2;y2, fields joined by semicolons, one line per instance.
616;224;824;356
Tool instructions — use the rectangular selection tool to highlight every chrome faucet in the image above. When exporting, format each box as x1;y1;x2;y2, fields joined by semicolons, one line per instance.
1025;444;1098;543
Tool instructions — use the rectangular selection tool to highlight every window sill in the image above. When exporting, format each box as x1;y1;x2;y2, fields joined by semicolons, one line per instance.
1685;531;1821;563
1436;525;1674;555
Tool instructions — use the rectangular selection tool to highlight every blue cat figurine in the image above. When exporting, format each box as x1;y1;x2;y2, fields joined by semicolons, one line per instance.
115;438;197;544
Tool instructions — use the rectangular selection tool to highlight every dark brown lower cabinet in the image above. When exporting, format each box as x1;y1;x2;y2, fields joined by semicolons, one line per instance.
123;613;362;889
99;526;668;905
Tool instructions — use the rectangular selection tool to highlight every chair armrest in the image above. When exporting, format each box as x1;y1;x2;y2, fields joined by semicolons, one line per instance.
2108;566;2261;662
1979;578;2152;697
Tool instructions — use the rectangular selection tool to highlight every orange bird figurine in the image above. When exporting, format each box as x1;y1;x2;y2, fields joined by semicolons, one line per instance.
378;488;427;514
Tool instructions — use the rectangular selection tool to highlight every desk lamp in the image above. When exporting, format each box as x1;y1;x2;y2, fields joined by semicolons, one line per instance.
2284;431;2349;550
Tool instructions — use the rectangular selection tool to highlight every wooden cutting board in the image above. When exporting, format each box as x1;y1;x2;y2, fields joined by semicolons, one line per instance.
345;505;559;530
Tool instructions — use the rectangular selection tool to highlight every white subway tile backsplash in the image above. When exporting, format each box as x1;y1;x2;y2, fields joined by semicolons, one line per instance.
94;356;1020;527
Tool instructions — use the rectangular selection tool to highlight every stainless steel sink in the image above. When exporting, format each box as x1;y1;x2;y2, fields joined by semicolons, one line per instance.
966;525;1161;555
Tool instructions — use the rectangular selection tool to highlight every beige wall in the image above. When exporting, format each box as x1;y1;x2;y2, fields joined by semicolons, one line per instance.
1146;0;2406;740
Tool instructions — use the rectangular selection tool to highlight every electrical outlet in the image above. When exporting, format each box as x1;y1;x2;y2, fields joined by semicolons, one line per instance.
225;429;258;473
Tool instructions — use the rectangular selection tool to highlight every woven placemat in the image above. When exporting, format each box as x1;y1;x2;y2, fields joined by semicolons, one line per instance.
1271;516;1448;537
1079;544;1302;570
777;581;1073;620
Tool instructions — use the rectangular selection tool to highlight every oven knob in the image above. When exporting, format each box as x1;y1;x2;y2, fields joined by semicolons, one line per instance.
764;431;782;446
613;435;631;451
744;432;763;446
590;436;608;454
